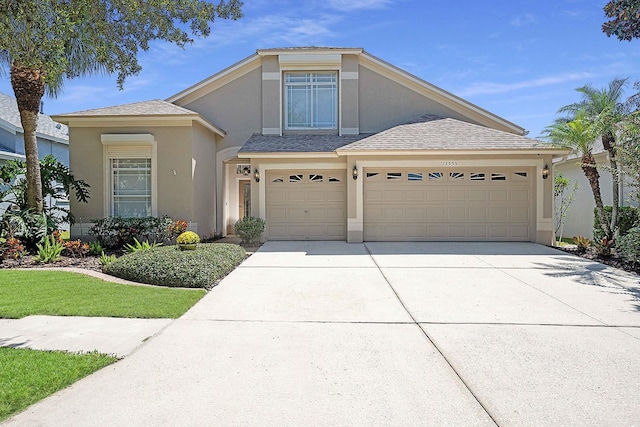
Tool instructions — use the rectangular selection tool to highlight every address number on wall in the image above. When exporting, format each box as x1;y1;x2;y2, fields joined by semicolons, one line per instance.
442;161;458;166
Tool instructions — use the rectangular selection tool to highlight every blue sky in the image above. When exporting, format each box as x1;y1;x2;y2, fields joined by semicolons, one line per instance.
1;0;638;138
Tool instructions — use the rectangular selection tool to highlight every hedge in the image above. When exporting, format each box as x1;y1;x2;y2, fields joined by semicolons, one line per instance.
103;243;246;288
593;206;639;240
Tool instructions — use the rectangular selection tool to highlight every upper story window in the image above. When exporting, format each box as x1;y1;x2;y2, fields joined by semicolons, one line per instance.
285;72;337;130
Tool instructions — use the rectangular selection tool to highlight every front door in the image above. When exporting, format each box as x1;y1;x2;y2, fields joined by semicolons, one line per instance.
239;180;251;219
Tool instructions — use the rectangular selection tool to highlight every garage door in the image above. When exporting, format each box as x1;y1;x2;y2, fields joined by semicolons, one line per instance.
364;168;533;241
266;170;346;240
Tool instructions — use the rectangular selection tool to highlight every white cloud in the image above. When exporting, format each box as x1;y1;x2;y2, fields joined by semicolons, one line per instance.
510;13;537;27
458;72;594;97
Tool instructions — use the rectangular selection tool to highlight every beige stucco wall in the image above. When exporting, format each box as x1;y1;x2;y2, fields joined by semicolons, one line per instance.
69;125;197;238
191;122;218;237
358;65;480;134
182;67;262;154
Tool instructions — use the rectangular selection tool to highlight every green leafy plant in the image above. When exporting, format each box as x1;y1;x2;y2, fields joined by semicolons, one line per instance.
617;227;640;266
103;243;246;288
594;206;639;241
99;251;117;267
176;231;200;245
0;210;48;251
124;238;161;253
0;155;90;229
572;235;592;253
35;235;64;263
88;241;103;256
234;216;265;245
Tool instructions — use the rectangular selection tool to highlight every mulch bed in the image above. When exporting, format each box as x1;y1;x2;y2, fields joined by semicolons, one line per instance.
555;246;640;276
0;255;103;272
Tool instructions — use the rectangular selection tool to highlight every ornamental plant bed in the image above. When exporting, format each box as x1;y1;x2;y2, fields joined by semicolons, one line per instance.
555;245;640;276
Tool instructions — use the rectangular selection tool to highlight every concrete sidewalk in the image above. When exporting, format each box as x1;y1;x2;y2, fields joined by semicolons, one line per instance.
0;315;172;357
4;241;640;426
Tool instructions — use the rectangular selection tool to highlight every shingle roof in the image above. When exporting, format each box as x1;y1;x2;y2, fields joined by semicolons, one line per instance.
339;115;553;152
56;99;199;117
0;92;68;142
239;133;372;153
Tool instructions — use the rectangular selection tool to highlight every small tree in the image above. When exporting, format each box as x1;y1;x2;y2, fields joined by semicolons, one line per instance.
554;173;578;243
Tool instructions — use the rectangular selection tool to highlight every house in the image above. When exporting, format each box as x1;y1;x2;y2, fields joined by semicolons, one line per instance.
554;141;635;239
53;47;566;244
0;92;70;220
0;92;69;165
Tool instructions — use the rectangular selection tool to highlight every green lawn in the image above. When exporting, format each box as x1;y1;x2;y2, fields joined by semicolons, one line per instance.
0;347;116;421
0;270;206;319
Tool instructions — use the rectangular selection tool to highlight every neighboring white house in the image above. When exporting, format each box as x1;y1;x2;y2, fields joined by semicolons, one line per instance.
0;92;70;226
554;139;635;239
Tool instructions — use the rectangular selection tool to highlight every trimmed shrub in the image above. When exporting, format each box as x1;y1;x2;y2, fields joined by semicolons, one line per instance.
176;231;200;245
89;216;173;249
234;216;265;245
103;243;246;288
617;227;640;266
593;206;639;240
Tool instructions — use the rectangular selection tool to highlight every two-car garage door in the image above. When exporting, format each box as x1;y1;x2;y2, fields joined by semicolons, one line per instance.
363;168;533;241
264;167;534;241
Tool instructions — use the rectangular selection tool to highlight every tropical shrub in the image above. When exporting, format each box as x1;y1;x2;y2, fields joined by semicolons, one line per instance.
0;154;90;228
176;231;200;245
89;216;173;249
62;240;90;258
573;235;592;253
103;243;246;288
168;220;188;239
0;210;48;251
35;235;64;263
617;227;640;266
234;216;265;245
593;238;615;257
593;206;639;240
1;237;26;260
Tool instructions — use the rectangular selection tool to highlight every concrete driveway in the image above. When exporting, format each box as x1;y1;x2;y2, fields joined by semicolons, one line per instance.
4;242;640;426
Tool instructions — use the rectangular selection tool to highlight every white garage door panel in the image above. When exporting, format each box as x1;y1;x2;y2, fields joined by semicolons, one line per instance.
266;170;346;240
364;168;533;241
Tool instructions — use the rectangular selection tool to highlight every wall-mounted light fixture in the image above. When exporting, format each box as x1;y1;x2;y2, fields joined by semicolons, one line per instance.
254;169;260;183
352;165;358;180
542;164;549;180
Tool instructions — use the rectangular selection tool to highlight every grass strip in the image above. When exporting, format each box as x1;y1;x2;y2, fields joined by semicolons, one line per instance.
0;347;116;421
0;270;205;319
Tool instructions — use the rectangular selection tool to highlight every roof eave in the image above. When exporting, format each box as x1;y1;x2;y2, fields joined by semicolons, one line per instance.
336;148;571;156
238;151;340;159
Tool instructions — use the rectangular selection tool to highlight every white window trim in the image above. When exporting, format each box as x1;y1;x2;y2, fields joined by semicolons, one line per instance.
101;134;157;217
284;72;338;130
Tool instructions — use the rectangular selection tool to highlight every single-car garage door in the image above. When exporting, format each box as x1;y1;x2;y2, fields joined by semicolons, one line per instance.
266;170;346;240
364;168;533;241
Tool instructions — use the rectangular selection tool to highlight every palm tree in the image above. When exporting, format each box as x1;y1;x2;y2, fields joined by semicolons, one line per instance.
542;110;612;239
558;77;636;238
0;0;242;214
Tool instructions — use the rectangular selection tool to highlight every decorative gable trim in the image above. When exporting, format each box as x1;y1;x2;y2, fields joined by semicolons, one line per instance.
278;54;341;70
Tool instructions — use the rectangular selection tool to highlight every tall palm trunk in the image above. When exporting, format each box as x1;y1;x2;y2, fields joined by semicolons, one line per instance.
10;63;45;213
602;132;620;239
581;151;612;239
